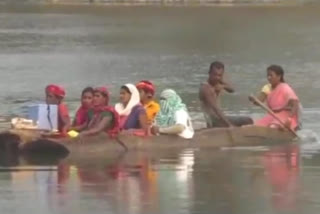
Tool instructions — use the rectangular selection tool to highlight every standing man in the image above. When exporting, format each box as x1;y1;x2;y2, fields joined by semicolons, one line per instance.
199;61;253;128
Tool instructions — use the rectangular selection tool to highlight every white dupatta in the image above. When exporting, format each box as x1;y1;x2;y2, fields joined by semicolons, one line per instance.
115;83;141;116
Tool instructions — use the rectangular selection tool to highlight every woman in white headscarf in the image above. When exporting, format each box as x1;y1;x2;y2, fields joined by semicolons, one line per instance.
115;84;149;135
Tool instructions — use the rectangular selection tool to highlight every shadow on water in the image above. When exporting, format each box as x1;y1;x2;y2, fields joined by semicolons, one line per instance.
0;133;70;168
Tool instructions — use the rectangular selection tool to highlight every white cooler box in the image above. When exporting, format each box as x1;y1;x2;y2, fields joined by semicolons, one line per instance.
27;104;58;131
11;104;58;132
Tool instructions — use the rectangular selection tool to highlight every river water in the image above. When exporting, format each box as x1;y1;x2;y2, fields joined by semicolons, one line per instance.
1;4;320;214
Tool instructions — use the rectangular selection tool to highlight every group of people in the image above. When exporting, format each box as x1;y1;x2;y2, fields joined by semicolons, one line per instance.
199;62;301;131
44;61;301;140
45;80;194;139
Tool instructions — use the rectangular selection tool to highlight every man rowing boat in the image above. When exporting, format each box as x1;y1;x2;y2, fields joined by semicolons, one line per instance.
199;61;253;128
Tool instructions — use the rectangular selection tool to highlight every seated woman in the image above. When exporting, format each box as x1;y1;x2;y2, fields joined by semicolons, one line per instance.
115;84;149;136
151;89;194;139
251;65;300;131
75;87;119;137
136;80;160;124
45;84;71;135
255;82;303;129
72;87;94;127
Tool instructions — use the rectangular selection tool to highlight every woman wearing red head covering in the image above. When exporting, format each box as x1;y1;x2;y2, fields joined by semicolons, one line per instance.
72;87;94;127
74;87;119;137
45;84;71;135
136;80;160;124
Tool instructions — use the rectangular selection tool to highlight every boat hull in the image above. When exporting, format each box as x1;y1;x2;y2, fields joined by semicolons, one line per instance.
0;126;296;162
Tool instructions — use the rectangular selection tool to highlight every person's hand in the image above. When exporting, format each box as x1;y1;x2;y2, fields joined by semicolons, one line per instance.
219;79;232;89
218;78;226;84
215;83;225;93
248;96;255;103
248;95;258;105
215;83;225;91
150;126;160;135
284;117;292;129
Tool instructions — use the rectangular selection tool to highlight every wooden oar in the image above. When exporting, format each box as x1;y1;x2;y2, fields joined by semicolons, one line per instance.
249;94;299;138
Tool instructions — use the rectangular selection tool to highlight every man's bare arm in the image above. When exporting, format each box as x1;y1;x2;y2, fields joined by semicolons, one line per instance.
220;80;235;93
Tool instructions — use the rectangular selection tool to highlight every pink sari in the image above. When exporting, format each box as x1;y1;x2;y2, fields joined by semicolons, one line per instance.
255;83;299;130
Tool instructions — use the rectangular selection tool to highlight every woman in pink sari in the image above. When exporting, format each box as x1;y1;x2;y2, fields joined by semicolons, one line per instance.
253;65;300;131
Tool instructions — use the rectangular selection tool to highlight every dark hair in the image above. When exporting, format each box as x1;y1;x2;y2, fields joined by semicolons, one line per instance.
267;65;285;82
209;61;225;74
81;87;94;96
121;85;131;94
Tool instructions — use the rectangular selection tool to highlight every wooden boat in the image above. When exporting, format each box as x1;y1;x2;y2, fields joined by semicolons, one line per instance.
0;126;297;163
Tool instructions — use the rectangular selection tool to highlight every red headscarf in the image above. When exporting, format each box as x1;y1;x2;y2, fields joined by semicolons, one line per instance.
93;86;110;107
136;80;155;95
93;87;120;138
94;87;110;98
46;84;66;98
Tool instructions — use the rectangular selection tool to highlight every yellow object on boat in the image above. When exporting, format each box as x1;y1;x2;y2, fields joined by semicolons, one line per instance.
67;130;79;138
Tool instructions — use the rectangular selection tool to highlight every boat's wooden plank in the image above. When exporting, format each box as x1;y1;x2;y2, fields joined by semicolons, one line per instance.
0;126;295;163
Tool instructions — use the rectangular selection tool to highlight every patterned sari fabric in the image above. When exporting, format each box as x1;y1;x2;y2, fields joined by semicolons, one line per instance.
156;89;187;127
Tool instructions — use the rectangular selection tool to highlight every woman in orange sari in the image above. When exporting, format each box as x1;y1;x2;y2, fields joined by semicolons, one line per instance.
253;65;300;131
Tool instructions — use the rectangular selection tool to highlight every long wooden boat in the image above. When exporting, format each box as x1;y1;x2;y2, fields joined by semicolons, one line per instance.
0;126;297;162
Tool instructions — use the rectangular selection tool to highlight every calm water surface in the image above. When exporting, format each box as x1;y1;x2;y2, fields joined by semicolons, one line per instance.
1;5;320;214
1;146;319;214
